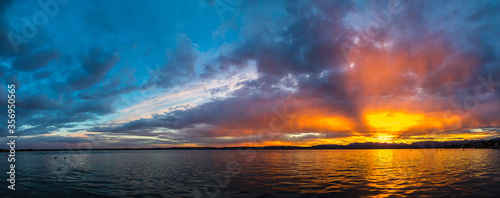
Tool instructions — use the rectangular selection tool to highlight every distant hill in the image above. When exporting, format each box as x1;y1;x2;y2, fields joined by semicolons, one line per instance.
311;140;493;149
444;138;500;149
1;139;499;152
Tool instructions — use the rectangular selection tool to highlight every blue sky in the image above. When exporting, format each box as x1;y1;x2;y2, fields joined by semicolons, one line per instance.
1;0;499;149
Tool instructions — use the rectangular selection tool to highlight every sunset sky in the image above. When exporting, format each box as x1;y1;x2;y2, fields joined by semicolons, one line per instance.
1;0;499;149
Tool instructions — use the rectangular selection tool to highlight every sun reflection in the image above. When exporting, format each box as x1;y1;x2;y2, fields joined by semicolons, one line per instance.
234;149;497;197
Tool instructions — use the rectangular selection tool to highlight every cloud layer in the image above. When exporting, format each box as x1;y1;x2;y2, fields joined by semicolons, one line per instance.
1;0;499;148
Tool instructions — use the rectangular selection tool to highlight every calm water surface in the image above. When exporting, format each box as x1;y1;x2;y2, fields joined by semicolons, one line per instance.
1;149;499;197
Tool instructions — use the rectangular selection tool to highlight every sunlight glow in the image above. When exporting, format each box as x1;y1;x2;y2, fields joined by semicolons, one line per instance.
365;111;423;132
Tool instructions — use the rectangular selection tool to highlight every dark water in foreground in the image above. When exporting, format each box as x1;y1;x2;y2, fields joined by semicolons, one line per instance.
1;149;499;197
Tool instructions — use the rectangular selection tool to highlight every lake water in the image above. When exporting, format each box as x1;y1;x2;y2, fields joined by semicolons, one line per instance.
1;149;499;197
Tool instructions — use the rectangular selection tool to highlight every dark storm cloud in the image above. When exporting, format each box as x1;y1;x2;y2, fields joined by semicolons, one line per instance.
11;49;60;71
17;93;63;110
147;35;199;88
0;0;18;57
68;48;121;90
466;1;499;23
217;1;353;77
68;97;116;115
0;0;60;61
0;0;12;14
13;97;117;136
75;36;201;100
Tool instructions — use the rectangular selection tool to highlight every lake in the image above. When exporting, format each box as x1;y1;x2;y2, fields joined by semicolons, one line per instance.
1;149;499;197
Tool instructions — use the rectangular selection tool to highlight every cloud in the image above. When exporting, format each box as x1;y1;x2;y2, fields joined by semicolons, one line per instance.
17;93;63;110
11;49;60;71
147;34;200;88
89;0;500;147
1;0;499;147
68;48;121;90
0;0;19;57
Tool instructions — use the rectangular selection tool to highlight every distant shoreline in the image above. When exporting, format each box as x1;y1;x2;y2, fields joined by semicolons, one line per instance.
2;138;499;152
0;147;498;153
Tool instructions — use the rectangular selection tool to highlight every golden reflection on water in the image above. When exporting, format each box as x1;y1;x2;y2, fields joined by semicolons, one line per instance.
238;149;500;197
8;149;500;197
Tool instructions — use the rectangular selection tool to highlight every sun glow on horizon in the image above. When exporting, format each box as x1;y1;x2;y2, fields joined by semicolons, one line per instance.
365;111;423;132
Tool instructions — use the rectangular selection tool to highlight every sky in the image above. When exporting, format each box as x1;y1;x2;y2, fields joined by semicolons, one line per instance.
0;0;499;149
